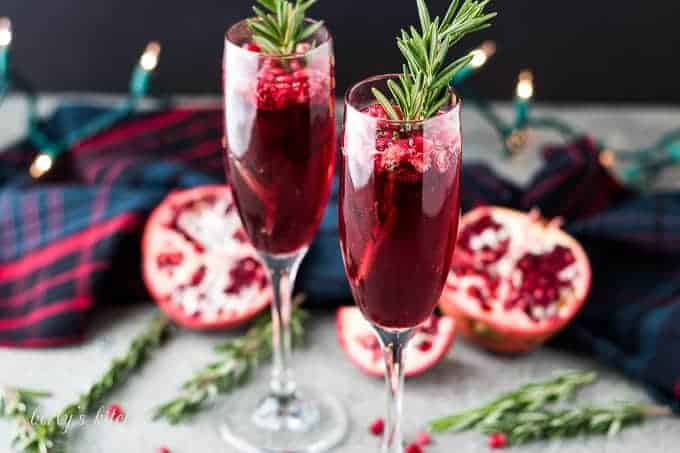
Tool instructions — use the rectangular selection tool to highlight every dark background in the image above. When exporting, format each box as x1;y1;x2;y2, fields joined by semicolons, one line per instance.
4;0;680;103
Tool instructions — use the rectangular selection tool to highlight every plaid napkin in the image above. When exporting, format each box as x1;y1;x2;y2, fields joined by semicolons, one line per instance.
0;107;678;411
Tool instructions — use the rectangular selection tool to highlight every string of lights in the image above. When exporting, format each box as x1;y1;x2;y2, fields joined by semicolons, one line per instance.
0;17;162;178
0;18;677;187
452;40;680;188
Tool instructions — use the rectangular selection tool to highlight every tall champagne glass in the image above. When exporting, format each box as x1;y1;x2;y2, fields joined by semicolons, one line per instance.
221;19;346;452
339;75;462;452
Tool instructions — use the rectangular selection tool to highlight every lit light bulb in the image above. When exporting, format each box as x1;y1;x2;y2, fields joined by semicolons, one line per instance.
140;41;161;71
469;40;496;69
0;17;11;48
516;70;534;100
29;153;53;179
599;149;616;168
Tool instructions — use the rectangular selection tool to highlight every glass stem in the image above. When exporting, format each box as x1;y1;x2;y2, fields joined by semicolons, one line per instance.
375;327;415;453
262;250;306;398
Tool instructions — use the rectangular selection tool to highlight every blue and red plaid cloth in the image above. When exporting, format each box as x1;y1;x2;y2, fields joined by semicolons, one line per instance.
0;105;678;411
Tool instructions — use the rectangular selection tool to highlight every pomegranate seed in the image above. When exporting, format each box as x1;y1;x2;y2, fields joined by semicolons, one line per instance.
156;448;170;453
242;42;261;52
415;431;432;446
417;339;433;352
157;252;183;268
357;334;380;351
226;257;262;294
488;432;508;449
369;418;385;436
405;443;424;453
106;403;125;422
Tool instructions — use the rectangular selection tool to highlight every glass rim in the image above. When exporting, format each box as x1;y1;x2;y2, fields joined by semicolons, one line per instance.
225;17;333;60
344;73;461;126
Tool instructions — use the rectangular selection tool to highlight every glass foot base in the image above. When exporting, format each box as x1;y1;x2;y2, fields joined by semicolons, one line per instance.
219;385;348;452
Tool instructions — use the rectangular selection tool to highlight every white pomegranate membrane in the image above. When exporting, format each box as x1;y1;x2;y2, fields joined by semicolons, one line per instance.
143;186;272;329
440;206;591;353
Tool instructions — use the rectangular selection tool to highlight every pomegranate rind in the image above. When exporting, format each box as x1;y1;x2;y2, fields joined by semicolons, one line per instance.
336;307;456;378
439;206;592;353
142;185;272;330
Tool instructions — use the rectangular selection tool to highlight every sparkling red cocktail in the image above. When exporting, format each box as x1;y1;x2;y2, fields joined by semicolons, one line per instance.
340;75;462;330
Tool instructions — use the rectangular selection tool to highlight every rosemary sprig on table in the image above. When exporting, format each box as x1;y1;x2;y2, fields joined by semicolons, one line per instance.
373;0;496;121
248;0;324;55
483;403;672;446
154;298;308;424
4;316;172;453
429;371;597;433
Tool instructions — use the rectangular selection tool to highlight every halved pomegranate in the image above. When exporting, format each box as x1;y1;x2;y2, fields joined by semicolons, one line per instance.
336;306;455;377
142;185;272;330
439;206;591;353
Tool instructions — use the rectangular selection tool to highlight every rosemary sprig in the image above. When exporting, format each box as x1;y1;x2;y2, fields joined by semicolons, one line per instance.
484;403;672;446
373;0;496;121
429;371;597;433
153;297;308;424
6;316;172;453
1;387;54;453
248;0;323;55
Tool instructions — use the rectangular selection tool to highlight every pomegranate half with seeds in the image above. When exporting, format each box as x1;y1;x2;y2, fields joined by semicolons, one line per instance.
142;185;272;330
336;307;456;377
439;206;591;353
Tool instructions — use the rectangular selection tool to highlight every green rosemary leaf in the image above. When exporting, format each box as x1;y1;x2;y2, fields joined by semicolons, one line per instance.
375;0;496;120
482;403;671;446
3;316;171;453
431;54;472;89
416;0;431;30
248;0;322;55
249;20;281;44
154;298;308;424
257;0;278;11
428;371;597;433
442;0;461;27
253;36;280;54
425;88;450;118
387;79;408;112
298;20;324;43
372;88;402;121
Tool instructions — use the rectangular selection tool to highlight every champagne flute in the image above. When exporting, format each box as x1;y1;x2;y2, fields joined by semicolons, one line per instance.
220;17;346;453
339;75;462;451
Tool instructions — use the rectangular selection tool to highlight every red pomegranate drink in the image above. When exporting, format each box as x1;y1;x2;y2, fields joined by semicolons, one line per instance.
224;24;335;255
338;2;494;452
340;78;462;329
220;10;346;453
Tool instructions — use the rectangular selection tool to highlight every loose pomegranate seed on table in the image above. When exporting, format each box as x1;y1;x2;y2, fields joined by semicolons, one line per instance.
405;442;424;453
488;432;508;449
106;403;125;422
156;448;170;453
415;430;432;446
369;417;385;436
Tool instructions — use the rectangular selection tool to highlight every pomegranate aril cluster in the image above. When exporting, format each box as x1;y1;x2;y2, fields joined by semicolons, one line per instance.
240;42;329;111
508;245;576;321
363;103;457;176
458;215;510;264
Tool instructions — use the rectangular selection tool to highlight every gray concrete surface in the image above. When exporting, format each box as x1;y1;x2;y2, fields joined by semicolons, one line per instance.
0;96;679;452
